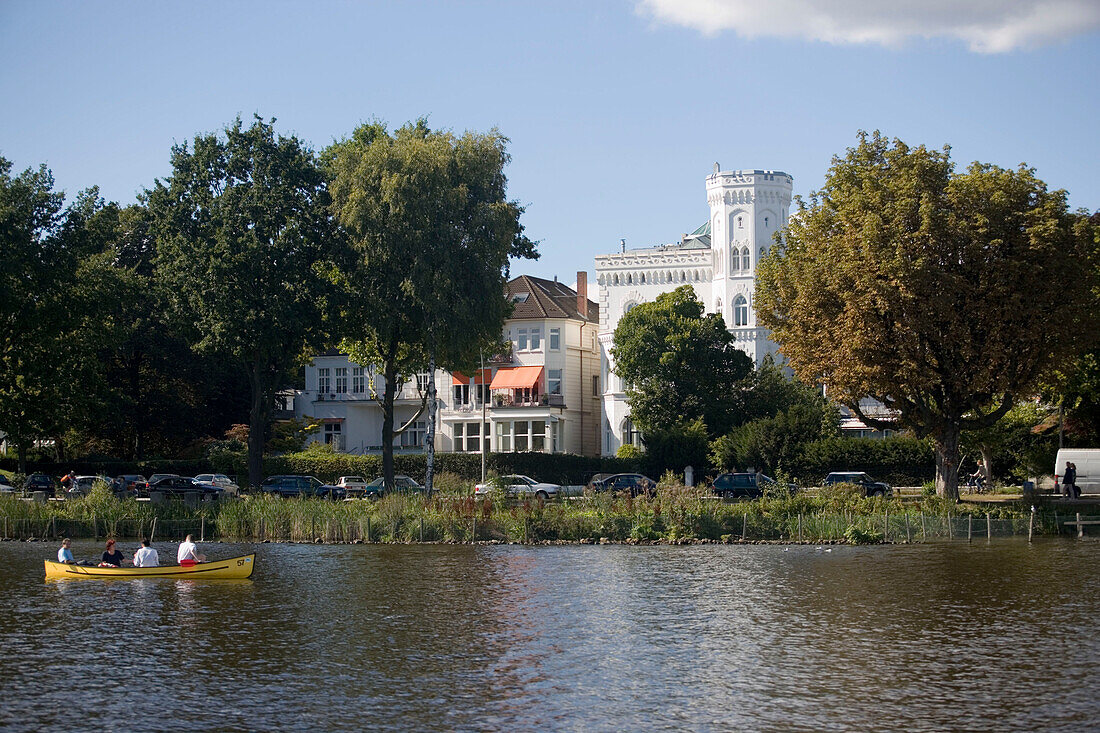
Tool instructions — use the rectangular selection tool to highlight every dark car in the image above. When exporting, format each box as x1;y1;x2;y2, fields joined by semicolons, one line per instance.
260;475;345;500
25;473;56;497
588;473;656;497
111;474;147;498
711;472;796;499
360;475;425;499
823;472;892;498
146;475;225;500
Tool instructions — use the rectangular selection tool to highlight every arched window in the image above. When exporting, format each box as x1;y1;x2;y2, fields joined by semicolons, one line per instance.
741;247;751;271
622;418;641;448
731;245;740;271
734;295;749;327
624;301;638;314
640;273;646;284
715;298;722;315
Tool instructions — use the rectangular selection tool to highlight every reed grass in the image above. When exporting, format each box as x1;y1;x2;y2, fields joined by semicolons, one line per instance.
0;481;1068;544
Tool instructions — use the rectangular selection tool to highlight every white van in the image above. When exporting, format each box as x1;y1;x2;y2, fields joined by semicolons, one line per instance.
1054;449;1100;495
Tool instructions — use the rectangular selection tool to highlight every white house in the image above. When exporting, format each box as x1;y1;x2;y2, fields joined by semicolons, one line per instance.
595;167;794;456
294;274;602;456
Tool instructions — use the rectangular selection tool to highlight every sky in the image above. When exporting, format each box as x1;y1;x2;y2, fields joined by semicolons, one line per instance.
2;0;1098;285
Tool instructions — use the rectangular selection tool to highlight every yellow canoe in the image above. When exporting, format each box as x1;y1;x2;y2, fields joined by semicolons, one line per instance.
45;554;256;580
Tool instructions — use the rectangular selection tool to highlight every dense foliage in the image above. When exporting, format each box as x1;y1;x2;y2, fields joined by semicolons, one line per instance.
756;131;1098;499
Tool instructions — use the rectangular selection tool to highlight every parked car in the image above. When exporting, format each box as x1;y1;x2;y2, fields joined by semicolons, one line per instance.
145;475;225;500
357;475;425;499
823;472;892;497
147;473;179;485
112;474;147;496
260;475;345;500
24;473;55;497
194;473;239;495
711;472;796;499
0;475;14;495
67;475;112;497
474;475;561;501
335;476;369;498
588;473;656;497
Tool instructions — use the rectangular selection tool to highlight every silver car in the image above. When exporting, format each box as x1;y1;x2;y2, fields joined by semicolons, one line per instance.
474;474;561;501
195;473;239;496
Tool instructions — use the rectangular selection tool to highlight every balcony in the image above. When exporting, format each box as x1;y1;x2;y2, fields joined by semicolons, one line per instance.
491;393;565;409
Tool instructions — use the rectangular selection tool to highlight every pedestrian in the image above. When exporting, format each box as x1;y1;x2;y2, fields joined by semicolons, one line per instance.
1063;461;1079;499
133;538;159;567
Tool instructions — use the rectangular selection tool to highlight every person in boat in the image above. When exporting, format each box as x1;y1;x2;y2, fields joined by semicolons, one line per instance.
176;534;207;564
57;538;75;564
100;538;126;567
133;538;159;567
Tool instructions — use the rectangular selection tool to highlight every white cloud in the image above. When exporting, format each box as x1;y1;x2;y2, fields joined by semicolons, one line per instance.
636;0;1100;53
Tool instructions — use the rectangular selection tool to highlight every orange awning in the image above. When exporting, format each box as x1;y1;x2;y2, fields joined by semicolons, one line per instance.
452;369;491;386
489;366;543;390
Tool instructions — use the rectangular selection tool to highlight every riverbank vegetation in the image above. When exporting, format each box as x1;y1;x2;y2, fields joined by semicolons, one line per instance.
0;479;1075;545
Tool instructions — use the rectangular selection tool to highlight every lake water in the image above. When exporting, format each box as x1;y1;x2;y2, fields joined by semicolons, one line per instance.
1;538;1097;732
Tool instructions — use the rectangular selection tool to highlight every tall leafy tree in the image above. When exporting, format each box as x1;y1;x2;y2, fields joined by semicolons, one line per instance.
611;285;753;438
325;120;535;495
149;116;337;487
756;132;1098;499
0;158;68;471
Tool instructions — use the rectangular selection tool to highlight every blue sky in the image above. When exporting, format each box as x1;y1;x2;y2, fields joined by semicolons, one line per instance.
2;0;1098;284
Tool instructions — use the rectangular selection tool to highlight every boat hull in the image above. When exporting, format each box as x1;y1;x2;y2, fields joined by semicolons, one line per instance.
45;554;256;580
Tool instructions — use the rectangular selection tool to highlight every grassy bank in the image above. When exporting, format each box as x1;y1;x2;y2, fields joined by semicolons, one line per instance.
0;483;1079;545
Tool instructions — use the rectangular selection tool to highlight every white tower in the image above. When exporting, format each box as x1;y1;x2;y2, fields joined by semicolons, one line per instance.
706;168;793;366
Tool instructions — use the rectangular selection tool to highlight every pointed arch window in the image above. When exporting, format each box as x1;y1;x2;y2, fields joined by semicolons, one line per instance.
733;295;749;327
741;247;751;271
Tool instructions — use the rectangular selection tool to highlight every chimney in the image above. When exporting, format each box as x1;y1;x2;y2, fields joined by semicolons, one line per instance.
576;271;588;320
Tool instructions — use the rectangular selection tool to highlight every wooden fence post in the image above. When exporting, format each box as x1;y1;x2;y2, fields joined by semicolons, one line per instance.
967;514;973;543
986;513;991;540
905;513;911;543
1077;512;1083;539
1028;508;1034;542
798;514;803;542
742;513;747;541
884;510;889;542
920;513;926;540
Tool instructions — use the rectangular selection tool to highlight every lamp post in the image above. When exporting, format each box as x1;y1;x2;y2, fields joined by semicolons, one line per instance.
480;348;487;483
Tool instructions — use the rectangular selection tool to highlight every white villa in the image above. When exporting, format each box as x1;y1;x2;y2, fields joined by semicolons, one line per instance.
595;167;794;456
294;274;602;456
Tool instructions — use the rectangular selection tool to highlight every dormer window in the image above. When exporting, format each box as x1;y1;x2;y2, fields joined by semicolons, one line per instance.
512;293;529;303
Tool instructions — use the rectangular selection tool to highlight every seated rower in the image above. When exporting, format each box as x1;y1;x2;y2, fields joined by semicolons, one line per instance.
176;534;207;565
133;539;159;567
57;538;75;564
100;538;126;567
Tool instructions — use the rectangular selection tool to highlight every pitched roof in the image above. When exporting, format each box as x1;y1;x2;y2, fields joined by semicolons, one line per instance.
505;275;599;322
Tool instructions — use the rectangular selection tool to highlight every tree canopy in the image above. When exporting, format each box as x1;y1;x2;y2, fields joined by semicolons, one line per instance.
149;116;338;488
611;285;753;439
324;120;535;493
756;131;1098;499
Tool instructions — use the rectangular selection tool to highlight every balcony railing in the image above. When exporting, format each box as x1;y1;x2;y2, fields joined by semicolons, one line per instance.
491;393;565;408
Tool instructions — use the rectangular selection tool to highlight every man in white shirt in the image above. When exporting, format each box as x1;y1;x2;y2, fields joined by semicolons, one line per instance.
133;539;159;567
176;534;206;564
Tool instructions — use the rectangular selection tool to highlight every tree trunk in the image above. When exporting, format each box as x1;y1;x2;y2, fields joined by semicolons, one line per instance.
425;348;436;499
381;359;399;493
17;442;27;475
934;423;962;502
979;445;994;486
247;360;269;491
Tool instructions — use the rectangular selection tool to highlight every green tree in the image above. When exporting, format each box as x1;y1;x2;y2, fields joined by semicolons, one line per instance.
0;158;68;471
325;120;535;495
149;116;338;488
611;285;752;438
756;131;1098;499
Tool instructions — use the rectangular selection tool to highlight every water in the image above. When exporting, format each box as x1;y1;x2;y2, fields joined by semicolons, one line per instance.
1;539;1097;731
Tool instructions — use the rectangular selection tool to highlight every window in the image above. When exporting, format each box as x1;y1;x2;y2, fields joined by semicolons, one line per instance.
400;421;426;448
551;421;561;452
517;328;528;350
741;246;751;271
548;369;562;395
592;375;600;397
352;367;365;394
531;420;546;451
549;328;560;350
318;368;330;394
734;295;749;327
730;247;739;271
415;372;431;392
496;422;512;452
764;216;769;227
335;367;348;393
737;216;743;228
324;422;344;450
530;327;541;350
622;418;640;447
453;384;470;406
